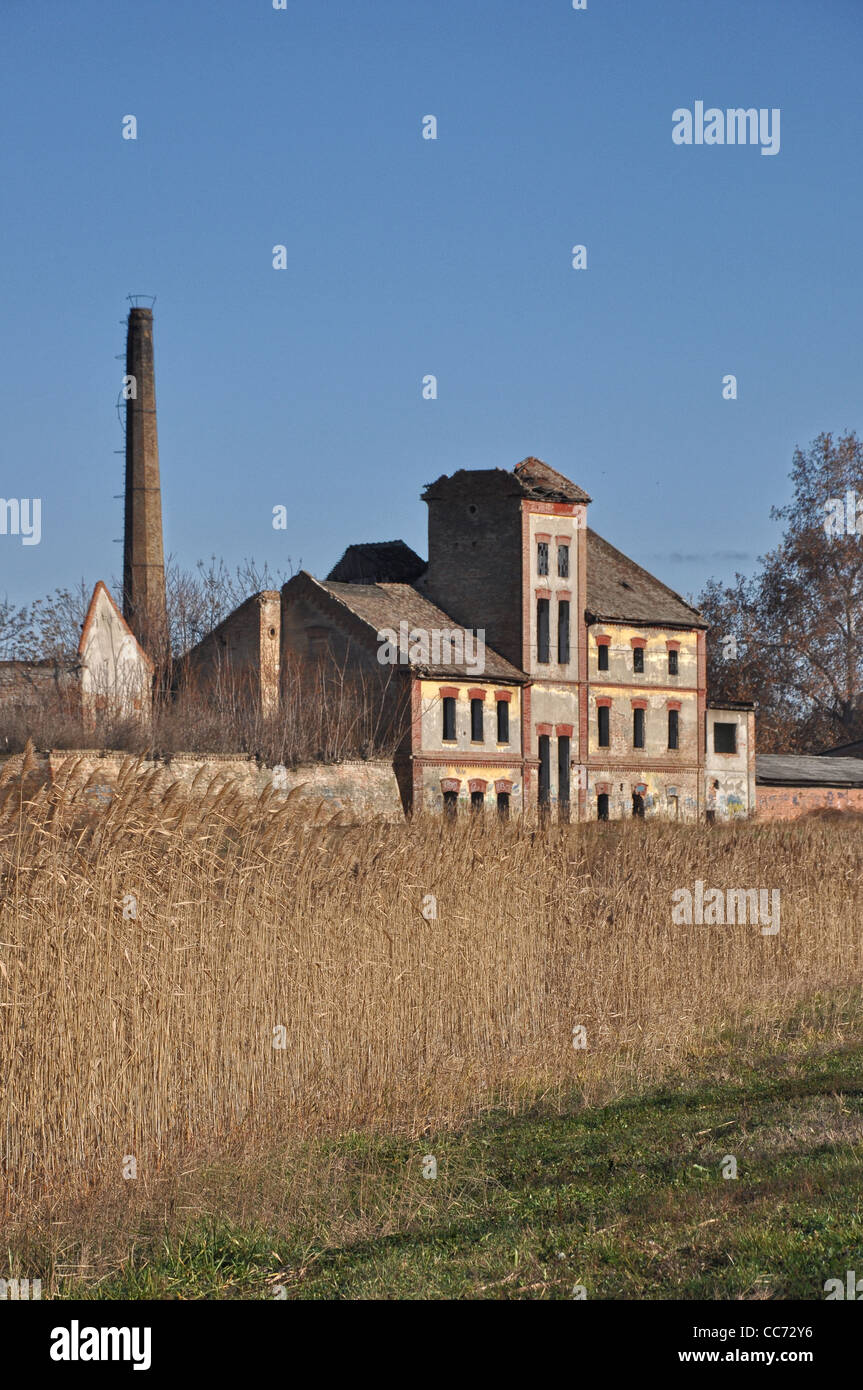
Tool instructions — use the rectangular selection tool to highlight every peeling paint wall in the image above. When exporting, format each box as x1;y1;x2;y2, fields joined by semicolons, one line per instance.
705;708;755;819
0;750;403;821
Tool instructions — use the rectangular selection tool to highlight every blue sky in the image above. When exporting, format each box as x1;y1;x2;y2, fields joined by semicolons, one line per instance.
1;0;861;612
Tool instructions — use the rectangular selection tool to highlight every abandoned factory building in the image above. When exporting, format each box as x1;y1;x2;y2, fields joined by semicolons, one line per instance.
1;306;756;820
278;457;755;820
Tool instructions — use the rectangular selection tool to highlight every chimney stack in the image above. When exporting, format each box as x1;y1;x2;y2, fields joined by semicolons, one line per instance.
123;305;168;664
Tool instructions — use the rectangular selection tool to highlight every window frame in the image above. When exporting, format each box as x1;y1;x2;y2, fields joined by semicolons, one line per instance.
633;707;646;749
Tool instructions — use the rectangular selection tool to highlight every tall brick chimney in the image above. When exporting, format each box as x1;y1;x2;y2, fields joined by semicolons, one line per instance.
123;305;168;664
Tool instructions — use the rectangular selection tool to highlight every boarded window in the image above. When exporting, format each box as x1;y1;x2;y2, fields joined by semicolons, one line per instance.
558;544;569;578
668;708;679;750
598;641;609;672
471;698;484;742
496;699;509;743
442;696;456;741
713;722;737;754
668;648;679;676
633;645;644;674
538;734;551;804
537;541;549;576
558;600;570;664
537;599;550;663
598;705;610;748
633;707;645;749
558;735;571;807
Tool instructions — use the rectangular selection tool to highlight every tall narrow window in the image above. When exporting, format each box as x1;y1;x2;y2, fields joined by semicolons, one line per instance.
442;696;456;742
537;599;550;663
558;600;570;664
471;790;484;813
633;707;645;749
668;709;679;750
497;791;510;818
558;735;571;809
470;698;484;742
597;792;609;821
598;705;610;748
496;698;509;743
598;641;609;672
443;789;458;818
633;645;644;674
537;541;549;576
557;544;569;578
668;648;679;676
538;735;551;805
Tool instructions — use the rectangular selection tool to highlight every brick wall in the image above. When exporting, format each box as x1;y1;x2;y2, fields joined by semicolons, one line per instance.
178;591;280;712
420;481;524;668
755;784;863;820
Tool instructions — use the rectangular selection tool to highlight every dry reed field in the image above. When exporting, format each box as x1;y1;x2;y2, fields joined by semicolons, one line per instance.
2;755;863;1278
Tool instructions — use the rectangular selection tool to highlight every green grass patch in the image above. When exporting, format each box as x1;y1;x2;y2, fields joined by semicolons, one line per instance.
65;1039;863;1300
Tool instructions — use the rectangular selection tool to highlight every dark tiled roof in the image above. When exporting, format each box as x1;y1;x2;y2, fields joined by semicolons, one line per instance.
326;540;426;585
756;754;863;787
287;573;525;682
422;457;590;505
818;738;863;759
586;529;705;629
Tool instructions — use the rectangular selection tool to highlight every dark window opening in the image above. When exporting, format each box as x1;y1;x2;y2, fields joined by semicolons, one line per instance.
470;698;484;742
558;544;569;578
537;541;549;576
496;699;509;743
633;645;644;674
558;600;570;664
443;790;458;817
537;599;550;663
632;792;645;818
538;734;551;805
598;705;610;748
497;791;510;818
442;696;456;742
633;707;645;749
668;709;679;750
471;790;485;812
597;792;609;821
713;722;737;754
597;642;609;671
558;735;571;809
668;649;679;676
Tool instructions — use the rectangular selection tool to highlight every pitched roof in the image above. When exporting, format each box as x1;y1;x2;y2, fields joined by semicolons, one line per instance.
586;529;705;629
326;540;426;585
422;457;590;505
513;456;591;504
285;572;525;682
756;754;863;787
818;738;863;759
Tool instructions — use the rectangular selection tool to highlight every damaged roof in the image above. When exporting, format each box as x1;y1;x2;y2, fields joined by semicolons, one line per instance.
286;572;525;682
326;540;426;585
422;456;591;505
586;529;705;629
756;754;863;787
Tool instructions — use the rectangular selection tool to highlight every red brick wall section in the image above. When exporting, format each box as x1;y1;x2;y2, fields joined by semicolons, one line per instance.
756;785;863;820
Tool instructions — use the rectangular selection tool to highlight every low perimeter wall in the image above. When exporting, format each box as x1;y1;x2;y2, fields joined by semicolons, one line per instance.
0;750;404;822
755;784;863;820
